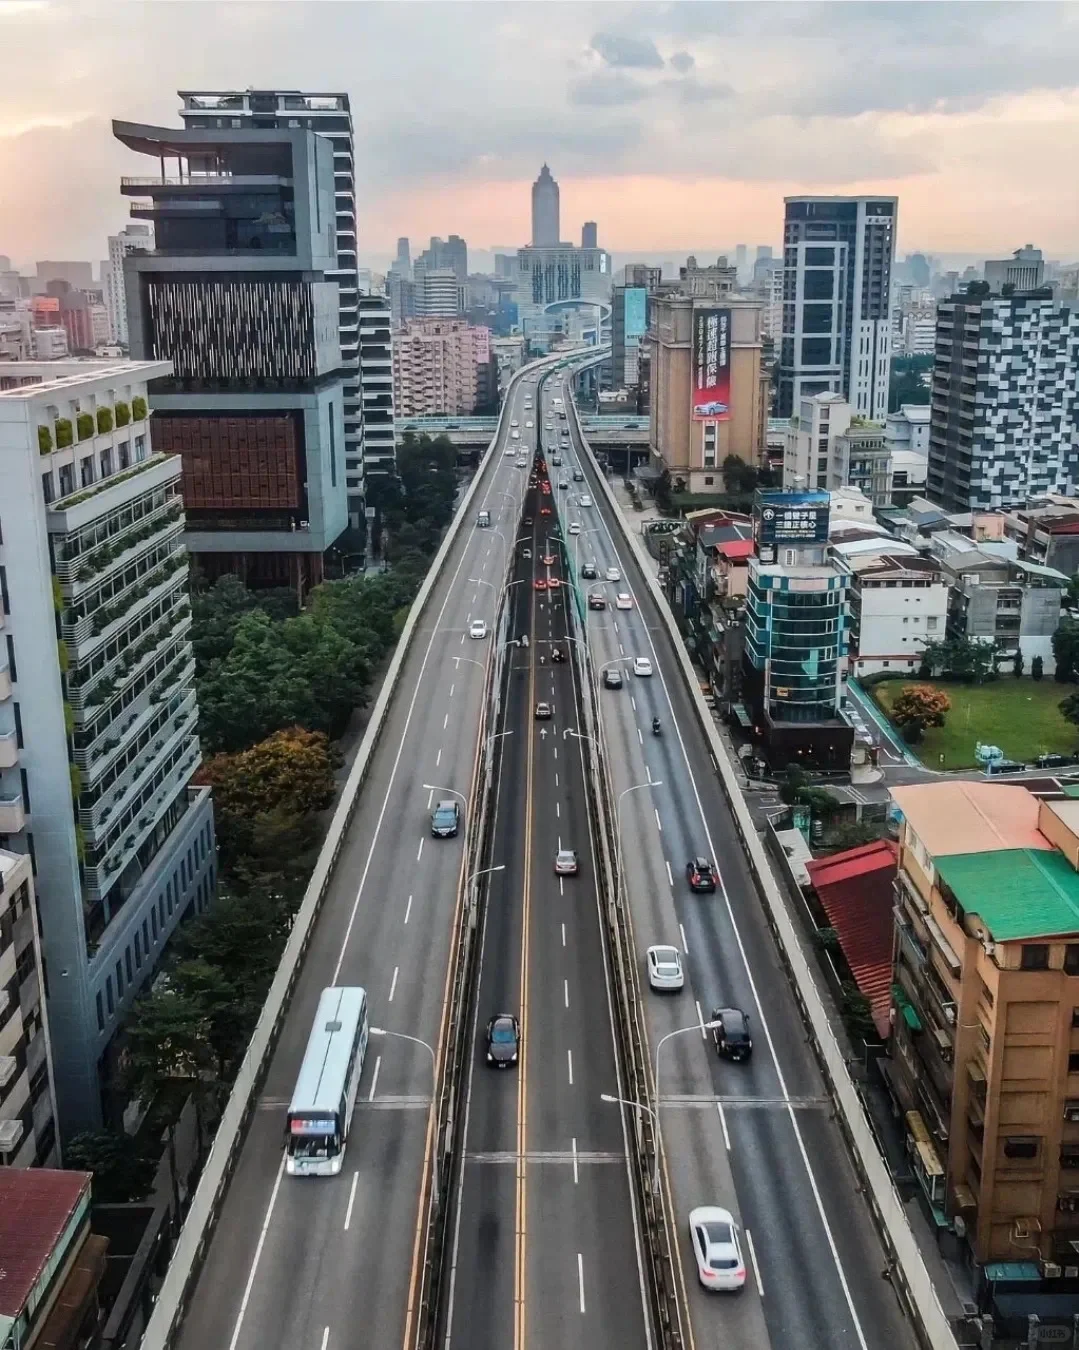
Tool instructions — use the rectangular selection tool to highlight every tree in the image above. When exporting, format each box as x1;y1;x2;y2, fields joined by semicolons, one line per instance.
888;354;934;412
1033;654;1044;682
1054;622;1079;683
721;454;759;497
890;684;951;741
65;1129;158;1203
1067;573;1079;608
1013;649;1025;678
198;728;336;820
921;636;997;684
1060;690;1079;730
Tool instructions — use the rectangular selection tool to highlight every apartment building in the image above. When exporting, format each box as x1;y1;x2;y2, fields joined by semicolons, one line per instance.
0;849;59;1167
357;292;396;487
103;224;153;346
888;780;1079;1274
0;360;215;1133
1003;498;1079;579
391;318;491;418
844;553;948;677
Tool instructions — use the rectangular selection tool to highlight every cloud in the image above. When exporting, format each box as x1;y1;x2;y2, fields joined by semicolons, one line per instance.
674;79;735;105
589;30;664;69
568;72;653;108
669;51;695;74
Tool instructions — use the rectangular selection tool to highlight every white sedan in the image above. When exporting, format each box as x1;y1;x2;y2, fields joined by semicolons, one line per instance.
646;944;684;991
615;593;633;610
568;522;581;535
578;495;593;508
468;619;488;640
605;566;621;582
526;420;534;428
633;656;653;677
688;1207;746;1291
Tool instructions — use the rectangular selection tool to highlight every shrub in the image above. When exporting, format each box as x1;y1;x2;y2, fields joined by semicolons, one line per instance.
1033;655;1044;682
55;418;73;449
76;412;94;441
115;401;131;428
132;395;147;421
38;424;53;455
96;406;113;435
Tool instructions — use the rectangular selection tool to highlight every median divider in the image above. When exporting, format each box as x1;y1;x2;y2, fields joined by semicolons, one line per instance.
567;384;959;1350
139;356;561;1350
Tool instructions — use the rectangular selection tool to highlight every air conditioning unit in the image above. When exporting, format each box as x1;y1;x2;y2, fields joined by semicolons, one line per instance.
0;1119;24;1153
1043;1262;1062;1279
1065;1266;1078;1279
1064;1102;1079;1122
0;1056;16;1089
944;1005;957;1025
1014;1217;1043;1240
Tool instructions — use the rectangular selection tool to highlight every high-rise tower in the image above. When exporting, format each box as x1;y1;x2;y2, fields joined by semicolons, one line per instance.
531;164;560;247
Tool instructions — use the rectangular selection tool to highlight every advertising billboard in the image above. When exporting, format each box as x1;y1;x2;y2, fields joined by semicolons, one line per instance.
691;307;731;421
754;489;830;564
624;287;648;340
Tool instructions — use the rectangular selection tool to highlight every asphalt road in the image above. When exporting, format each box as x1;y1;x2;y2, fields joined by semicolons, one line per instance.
175;368;549;1350
443;395;649;1350
548;370;919;1350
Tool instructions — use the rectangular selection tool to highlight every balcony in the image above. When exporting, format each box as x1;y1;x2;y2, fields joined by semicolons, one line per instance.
0;666;9;701
0;794;25;833
0;731;17;770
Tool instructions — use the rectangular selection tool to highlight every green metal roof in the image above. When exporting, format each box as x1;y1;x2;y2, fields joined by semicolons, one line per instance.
935;847;1079;941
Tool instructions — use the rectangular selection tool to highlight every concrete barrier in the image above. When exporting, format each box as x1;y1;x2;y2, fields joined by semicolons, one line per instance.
138;352;572;1350
568;388;959;1350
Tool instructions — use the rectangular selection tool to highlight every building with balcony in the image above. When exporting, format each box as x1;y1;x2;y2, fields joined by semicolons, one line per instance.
104;224;154;347
357;291;395;489
666;512;754;701
0;848;59;1168
391;319;491;418
888;780;1079;1283
1003;497;1079;580
0;360;215;1134
113;115;348;594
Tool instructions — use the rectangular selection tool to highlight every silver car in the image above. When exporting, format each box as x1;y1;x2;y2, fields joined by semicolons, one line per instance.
646;944;684;991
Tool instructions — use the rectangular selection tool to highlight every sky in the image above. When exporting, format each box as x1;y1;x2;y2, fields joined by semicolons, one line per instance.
2;0;1078;272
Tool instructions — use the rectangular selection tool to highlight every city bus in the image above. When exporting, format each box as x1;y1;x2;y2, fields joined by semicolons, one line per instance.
285;986;369;1176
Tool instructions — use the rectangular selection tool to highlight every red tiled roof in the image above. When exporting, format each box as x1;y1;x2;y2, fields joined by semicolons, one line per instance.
0;1169;91;1317
805;840;898;1038
717;538;755;560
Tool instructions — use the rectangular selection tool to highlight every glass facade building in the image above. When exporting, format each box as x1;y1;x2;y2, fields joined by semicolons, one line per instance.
744;564;848;724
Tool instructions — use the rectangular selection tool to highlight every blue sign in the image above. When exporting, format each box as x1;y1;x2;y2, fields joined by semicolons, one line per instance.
754;489;830;563
624;287;648;340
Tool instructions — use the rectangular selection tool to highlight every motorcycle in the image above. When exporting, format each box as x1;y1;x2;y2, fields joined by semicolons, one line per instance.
652;718;662;736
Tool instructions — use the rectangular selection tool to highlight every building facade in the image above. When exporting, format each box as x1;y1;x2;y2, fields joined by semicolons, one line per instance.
778;196;898;421
391;319;491;418
926;291;1079;513
104;224;153;347
0;360;215;1133
845;553;948;677
531;164;560;247
357;292;395;485
415;268;462;318
984;245;1044;294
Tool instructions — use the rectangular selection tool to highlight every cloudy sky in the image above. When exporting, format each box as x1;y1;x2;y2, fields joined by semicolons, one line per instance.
2;0;1078;271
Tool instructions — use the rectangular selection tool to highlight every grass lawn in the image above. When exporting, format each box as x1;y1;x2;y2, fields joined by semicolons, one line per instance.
872;677;1079;769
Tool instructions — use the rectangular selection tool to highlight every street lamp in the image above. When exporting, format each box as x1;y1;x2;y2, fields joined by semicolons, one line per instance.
370;1027;439;1198
600;1092;662;1194
615;780;662;910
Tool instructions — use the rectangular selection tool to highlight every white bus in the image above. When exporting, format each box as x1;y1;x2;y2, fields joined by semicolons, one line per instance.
286;986;369;1176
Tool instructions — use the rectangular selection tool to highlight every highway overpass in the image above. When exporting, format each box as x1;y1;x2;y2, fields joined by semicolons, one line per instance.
397;413;649;451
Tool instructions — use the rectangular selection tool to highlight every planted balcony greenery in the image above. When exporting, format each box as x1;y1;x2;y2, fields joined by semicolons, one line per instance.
132;395;147;421
55;417;73;449
51;453;167;511
115;401;130;427
38;425;53;455
76;412;94;441
96;406;113;435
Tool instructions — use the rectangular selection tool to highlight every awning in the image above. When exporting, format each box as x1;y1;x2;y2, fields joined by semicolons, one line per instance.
953;1183;977;1210
902;1003;923;1031
922;913;961;975
967;1060;986;1085
731;703;753;729
984;1262;1041;1282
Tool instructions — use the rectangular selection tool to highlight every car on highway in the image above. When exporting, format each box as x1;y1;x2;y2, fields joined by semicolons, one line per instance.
578;494;593;508
526;420;534;428
615;593;633;610
580;562;598;580
511;419;519;427
568;522;581;535
516;456;528;468
485;1014;520;1068
534;701;553;719
469;619;488;639
558;478;569;490
603;667;623;689
534;578;548;591
524;515;533;526
646;944;684;991
588;590;607;610
512;431;520;441
573;469;585;481
547;577;561;589
542;553;556;565
632;656;653;677
686;857;718;893
605;566;621;582
688;1207;746;1292
521;546;532;559
551;453;562;465
710;1007;753;1062
554;849;579;875
430;800;461;838
551;645;565;663
503;446;516;456
540;505;552;516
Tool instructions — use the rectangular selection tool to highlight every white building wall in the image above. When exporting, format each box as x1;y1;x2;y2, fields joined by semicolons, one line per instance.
853;580;949;675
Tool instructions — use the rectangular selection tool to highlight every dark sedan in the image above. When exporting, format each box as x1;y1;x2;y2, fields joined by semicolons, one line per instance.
710;1007;753;1063
485;1014;520;1068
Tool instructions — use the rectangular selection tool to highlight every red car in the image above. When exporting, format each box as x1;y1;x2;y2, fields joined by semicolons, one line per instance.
540;506;552;516
534;578;548;591
547;577;561;589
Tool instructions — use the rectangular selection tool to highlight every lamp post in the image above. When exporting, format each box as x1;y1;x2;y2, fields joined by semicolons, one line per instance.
615;780;662;910
600;1092;662;1194
370;1027;439;1198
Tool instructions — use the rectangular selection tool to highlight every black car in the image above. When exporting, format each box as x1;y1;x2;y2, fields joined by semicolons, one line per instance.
524;515;533;526
1037;753;1072;769
686;857;717;893
485;1013;520;1068
581;563;598;580
588;591;607;611
603;668;623;689
573;469;584;482
710;1007;752;1063
430;800;460;838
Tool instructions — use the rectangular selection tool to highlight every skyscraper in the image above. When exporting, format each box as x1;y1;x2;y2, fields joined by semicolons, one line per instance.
582;221;597;250
778;196;897;421
104;224;153;346
531;164;560;247
396;237;411;269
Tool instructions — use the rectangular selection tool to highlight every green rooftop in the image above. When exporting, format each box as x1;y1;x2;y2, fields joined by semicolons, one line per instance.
935;848;1079;942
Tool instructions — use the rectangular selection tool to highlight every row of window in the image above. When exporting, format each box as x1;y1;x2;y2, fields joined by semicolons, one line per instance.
41;435;147;505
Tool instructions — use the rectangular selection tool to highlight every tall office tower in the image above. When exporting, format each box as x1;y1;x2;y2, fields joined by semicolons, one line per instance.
387;270;415;327
531;164;560;247
582;221;598;250
983;244;1045;293
396;237;411;269
178;90;364;509
778;196;897;421
0;360;214;1133
927;290;1079;512
357;291;396;482
735;243;747;279
416;268;462;318
104;224;153;345
115;113;349;593
756;245;773;263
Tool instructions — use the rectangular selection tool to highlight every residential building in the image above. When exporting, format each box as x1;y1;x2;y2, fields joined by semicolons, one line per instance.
1004;498;1079;579
844;553;948;677
0;849;59;1167
0;303;33;362
885;403;930;459
648;295;767;494
114;115;348;593
623;262;663;290
611;283;651;389
415;267;462;318
392;319;491;418
984;244;1044;294
678;255;737;300
104;224;153;346
0;360;215;1132
415;235;467;285
666;511;753;701
581;222;598;250
178;89;365;514
531;164;560;247
927;291;1079;512
0;1169;107;1347
778;196;898;421
783;391;853;492
887;780;1079;1279
32;328;68;361
387;269;415;327
357;292;395;489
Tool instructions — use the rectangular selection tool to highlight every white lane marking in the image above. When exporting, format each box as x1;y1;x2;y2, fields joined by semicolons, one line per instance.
637;727;643;745
679;923;688;953
405;894;413;925
553;746;557;759
320;1328;330;1350
631;696;636;712
666;859;673;887
695;1000;706;1038
389;966;399;1003
344;1172;359;1230
619;643;624;655
450;683;455;698
227;1157;286;1350
564;979;569;1008
555;772;559;787
556;801;560;818
572;1136;579;1184
561;923;566;947
427;787;434;810
567;1049;574;1085
368;1055;381;1101
717;1102;731;1151
436;748;442;767
460;633;464;645
578;1253;586;1313
560;876;564;897
416;838;424;863
745;1228;764;1297
443;712;449;729
654;808;663;832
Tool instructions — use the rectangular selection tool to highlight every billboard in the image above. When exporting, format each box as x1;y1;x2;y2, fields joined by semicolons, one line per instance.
754;489;830;564
624;287;648;340
691;307;731;421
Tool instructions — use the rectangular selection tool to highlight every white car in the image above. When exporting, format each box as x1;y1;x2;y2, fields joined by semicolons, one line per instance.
615;593;633;610
646;945;684;991
605;566;621;583
504;446;516;456
568;522;581;535
516;458;528;469
511;420;519;428
469;619;488;640
578;495;593;508
689;1207;746;1292
526;420;534;428
633;656;653;678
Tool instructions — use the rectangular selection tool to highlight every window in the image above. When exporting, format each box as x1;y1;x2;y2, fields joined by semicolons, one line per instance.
703;476;714;486
1069;1053;1079;1074
151;907;158;941
99;447;112;478
80;457;95;488
115;960;123;997
106;976;114;1015
133;930;141;966
96;992;104;1032
1003;1136;1041;1161
801;337;832;366
125;946;133;982
926;616;938;631
1066;945;1079;975
5;636;16;683
1021;944;1049;971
